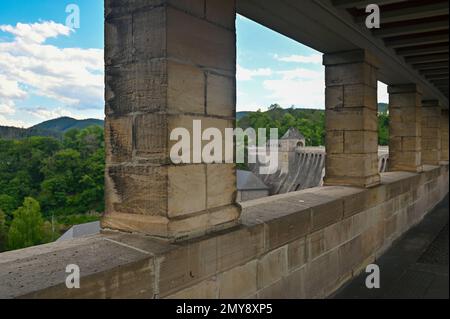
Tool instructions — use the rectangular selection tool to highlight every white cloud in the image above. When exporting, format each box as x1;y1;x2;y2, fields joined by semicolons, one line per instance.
276;68;323;80
378;82;388;103
23;106;84;121
0;114;27;128
0;21;104;126
261;67;325;108
0;74;27;99
0;101;15;115
237;64;272;81
0;21;71;44
275;53;322;64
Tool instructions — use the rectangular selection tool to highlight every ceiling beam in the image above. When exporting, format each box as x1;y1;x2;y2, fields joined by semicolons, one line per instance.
422;68;450;76
397;44;449;57
373;19;448;38
412;61;449;70
425;74;449;81
430;79;449;86
333;0;404;9
385;32;448;48
355;1;449;24
407;53;449;64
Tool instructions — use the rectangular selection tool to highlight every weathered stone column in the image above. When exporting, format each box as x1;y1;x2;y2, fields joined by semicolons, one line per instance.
421;100;442;165
103;0;239;241
388;84;423;172
323;49;380;188
441;109;449;161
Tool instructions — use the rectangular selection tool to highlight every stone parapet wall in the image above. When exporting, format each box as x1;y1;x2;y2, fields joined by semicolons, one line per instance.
0;164;448;299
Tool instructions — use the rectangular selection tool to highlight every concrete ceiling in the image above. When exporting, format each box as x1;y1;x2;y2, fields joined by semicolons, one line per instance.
237;0;449;107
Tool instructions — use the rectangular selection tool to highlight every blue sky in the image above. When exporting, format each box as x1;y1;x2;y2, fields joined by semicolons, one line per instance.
0;1;388;128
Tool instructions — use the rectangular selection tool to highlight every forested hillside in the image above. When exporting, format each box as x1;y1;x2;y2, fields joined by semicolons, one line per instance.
0;117;104;140
237;104;389;146
0;126;104;252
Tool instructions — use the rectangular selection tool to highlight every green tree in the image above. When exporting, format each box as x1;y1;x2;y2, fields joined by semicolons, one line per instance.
7;197;45;250
0;210;7;252
378;113;389;146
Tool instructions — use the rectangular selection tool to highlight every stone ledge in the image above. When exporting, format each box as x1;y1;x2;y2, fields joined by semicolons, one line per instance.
0;163;447;299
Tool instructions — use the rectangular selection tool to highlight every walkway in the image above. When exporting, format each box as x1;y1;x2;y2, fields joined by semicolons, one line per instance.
334;194;449;299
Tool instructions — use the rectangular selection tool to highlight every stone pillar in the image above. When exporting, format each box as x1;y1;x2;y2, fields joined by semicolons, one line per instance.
323;49;380;188
421;100;441;165
441;109;449;162
387;84;423;172
103;0;239;241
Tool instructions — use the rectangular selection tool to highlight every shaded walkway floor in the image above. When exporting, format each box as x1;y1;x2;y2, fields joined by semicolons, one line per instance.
334;194;449;299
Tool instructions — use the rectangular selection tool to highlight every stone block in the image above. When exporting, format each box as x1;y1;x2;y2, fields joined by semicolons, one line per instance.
326;153;379;178
207;164;237;208
343;84;377;110
326;131;344;154
167;7;235;72
132;7;167;61
206;0;236;29
263;204;311;251
256;279;287;299
168;164;207;217
288;237;308;271
168;61;205;114
304;249;340;298
283;266;307;299
158;236;217;297
105;164;168;216
325;86;343;109
389;93;421;108
390;122;421;137
206;73;235;117
307;230;325;261
338;235;363;275
323;49;379;68
323;217;353;251
169;0;206;17
344;130;378;154
325;63;376;88
216;225;264;272
311;198;344;231
105;15;133;66
326;107;377;131
218;260;257;298
105;61;168;116
105;116;133;163
166;278;218;299
134;113;168;160
257;246;288;289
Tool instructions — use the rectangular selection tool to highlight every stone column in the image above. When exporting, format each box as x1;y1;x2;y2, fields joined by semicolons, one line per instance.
323;49;380;188
103;0;239;241
388;84;423;172
441;109;449;162
421;100;441;165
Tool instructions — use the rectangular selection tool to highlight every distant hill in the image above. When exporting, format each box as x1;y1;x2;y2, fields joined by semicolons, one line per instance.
0;117;104;140
31;117;104;132
238;103;389;118
237;111;250;120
